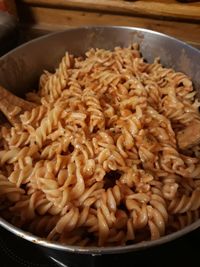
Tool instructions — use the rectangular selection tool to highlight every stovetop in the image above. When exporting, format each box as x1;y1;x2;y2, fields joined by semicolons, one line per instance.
0;226;54;267
1;225;200;267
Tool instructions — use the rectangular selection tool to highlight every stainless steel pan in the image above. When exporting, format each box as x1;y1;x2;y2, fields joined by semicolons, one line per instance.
0;26;200;264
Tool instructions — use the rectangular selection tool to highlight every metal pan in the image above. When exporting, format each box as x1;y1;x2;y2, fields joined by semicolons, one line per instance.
0;26;200;264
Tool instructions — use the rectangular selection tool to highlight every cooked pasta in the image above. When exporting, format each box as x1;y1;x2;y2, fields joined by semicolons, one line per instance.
0;45;200;247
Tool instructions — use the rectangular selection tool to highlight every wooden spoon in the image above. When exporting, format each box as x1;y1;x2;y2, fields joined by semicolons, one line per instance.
0;84;199;150
0;85;35;125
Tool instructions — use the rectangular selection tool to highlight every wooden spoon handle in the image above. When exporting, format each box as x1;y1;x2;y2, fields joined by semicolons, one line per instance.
0;85;35;111
0;85;36;125
177;120;200;150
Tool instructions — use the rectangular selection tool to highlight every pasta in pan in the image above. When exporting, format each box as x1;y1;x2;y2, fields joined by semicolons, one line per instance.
0;45;200;246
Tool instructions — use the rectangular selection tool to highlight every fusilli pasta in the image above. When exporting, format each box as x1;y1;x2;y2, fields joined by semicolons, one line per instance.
0;44;200;247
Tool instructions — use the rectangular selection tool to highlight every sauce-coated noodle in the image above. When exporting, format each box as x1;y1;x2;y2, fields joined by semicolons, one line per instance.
0;45;200;246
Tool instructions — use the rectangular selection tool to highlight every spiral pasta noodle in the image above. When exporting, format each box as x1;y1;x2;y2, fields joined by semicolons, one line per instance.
0;44;200;247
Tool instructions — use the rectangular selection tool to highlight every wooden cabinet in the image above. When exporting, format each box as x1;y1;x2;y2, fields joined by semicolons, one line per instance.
5;0;200;48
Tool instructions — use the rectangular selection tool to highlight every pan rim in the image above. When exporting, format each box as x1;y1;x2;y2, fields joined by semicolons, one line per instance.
0;25;200;254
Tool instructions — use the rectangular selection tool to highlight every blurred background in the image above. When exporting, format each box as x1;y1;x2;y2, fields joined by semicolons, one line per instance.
1;0;200;48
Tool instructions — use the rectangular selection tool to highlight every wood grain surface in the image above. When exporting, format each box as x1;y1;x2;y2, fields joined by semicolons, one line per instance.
13;0;200;48
17;0;200;21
